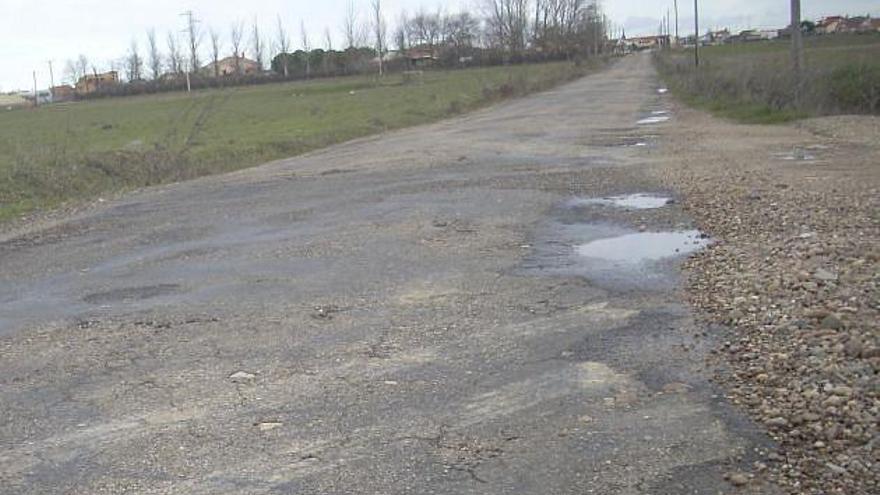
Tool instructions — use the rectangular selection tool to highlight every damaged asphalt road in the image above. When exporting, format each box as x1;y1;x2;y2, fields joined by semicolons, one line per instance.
0;55;779;494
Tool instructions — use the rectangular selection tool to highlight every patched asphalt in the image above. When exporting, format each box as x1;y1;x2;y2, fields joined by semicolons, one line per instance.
0;55;780;494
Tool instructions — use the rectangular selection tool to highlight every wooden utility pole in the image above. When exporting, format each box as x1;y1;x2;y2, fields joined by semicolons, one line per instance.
47;61;55;101
32;71;38;107
791;0;804;75
694;0;700;67
674;0;680;44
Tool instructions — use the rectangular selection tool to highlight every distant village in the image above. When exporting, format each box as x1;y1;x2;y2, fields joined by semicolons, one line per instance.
4;13;879;108
617;14;879;55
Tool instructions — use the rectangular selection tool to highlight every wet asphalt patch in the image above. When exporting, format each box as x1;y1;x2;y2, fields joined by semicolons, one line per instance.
83;284;183;305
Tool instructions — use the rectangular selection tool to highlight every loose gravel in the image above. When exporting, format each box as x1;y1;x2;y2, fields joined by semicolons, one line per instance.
654;111;879;494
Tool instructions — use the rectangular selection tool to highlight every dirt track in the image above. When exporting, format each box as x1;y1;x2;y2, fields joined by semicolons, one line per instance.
0;54;829;494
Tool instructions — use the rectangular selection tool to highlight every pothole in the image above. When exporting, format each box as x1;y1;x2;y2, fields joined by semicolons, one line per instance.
582;134;656;148
83;284;182;304
522;221;710;292
774;148;817;162
570;193;673;210
637;116;670;125
575;230;709;263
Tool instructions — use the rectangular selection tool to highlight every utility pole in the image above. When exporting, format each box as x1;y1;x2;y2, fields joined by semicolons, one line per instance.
694;0;700;67
791;0;804;76
32;71;38;108
181;10;200;75
674;0;680;44
180;11;198;93
47;61;55;101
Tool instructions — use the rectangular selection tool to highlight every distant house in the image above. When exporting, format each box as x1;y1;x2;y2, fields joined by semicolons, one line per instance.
817;15;879;34
736;29;778;42
817;16;846;34
854;16;880;32
202;55;260;77
628;35;669;50
75;71;119;95
405;47;436;67
50;85;75;102
0;93;29;109
707;29;731;45
158;72;186;83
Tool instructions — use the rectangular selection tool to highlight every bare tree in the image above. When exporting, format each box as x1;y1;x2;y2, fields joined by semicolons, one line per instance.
147;29;162;80
209;28;221;77
63;54;90;84
409;8;442;49
300;19;311;78
371;0;387;76
127;39;143;81
167;32;183;74
443;12;480;61
323;27;333;75
276;16;291;77
64;56;86;84
77;55;90;79
324;27;333;51
251;19;265;70
230;21;244;75
63;60;77;84
184;11;202;73
483;0;529;55
395;11;409;54
342;0;361;49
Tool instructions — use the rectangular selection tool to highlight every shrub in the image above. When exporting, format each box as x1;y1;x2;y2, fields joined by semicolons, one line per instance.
828;63;880;114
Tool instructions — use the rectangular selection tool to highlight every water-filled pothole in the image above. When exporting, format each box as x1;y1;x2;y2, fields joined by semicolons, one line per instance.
576;230;709;263
637;116;670;125
522;221;710;291
570;193;672;210
774;148;817;161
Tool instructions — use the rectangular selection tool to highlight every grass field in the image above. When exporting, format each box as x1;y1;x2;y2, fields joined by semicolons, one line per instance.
0;61;597;222
655;34;880;123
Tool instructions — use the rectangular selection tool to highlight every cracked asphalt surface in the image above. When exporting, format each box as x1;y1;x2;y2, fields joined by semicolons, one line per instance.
1;55;778;494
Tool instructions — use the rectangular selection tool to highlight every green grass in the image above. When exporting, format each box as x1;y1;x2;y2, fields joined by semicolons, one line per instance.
655;34;880;123
0;61;598;222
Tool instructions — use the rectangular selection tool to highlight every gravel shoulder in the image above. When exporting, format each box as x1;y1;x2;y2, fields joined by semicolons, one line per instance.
652;105;879;493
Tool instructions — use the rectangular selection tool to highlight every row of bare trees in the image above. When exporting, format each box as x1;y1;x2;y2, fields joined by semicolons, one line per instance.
60;0;606;93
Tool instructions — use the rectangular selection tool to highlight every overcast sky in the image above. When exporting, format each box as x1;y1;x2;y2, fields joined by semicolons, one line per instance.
2;1;877;91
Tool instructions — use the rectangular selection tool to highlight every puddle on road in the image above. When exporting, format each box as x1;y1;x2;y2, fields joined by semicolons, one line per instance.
615;137;652;148
637;116;670;125
575;231;709;263
651;110;669;115
570;193;672;210
522;219;710;291
774;149;817;162
658;88;669;94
